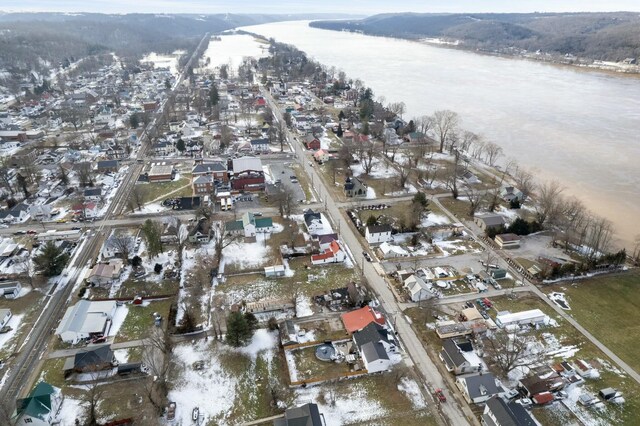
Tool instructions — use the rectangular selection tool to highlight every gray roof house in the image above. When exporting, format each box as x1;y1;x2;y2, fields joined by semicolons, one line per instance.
474;213;506;231
353;322;396;374
481;395;537;426
457;372;503;404
63;344;115;375
273;403;324;426
440;338;481;375
55;300;117;344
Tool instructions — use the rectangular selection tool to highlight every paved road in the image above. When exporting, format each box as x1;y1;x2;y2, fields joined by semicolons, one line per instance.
263;89;475;426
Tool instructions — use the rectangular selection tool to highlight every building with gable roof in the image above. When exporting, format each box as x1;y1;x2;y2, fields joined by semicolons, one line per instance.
13;382;63;426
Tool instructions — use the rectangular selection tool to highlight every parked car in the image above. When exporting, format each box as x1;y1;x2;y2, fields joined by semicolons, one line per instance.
26;230;37;235
435;388;446;403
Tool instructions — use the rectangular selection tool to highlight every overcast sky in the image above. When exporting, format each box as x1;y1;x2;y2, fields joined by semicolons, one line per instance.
2;1;640;14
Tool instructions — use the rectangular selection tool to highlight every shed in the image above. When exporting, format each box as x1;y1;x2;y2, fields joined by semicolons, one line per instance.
264;265;286;278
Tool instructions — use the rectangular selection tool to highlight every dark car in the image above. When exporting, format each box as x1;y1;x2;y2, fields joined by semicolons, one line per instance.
26;230;38;235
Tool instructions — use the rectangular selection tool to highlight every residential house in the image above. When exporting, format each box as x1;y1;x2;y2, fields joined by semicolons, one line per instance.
474;213;506;232
518;373;565;398
225;212;274;238
0;308;11;329
315;233;339;251
273;403;324;426
353;322;397;373
63;344;115;377
83;188;102;201
56;300;117;344
153;140;175;156
250;138;270;153
403;274;434;302
500;186;524;203
303;209;323;235
0;203;30;223
311;240;345;265
148;164;173;182
304;134;321;150
0;281;22;299
188;220;211;243
313;149;329;163
96;160;119;173
29;204;52;221
341;306;386;334
440;338;482;375
87;261;123;287
377;242;409;259
72;201;98;219
13;382;63;426
365;225;392;244
344;176;368;197
456;373;503;404
481;396;537;426
495;233;521;249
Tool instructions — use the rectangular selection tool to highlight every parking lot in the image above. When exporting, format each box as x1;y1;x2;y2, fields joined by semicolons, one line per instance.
264;159;307;202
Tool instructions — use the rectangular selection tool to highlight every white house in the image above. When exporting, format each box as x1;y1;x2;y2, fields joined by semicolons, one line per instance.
0;203;29;223
29;204;52;221
353;322;397;373
225;212;274;238
56;300;117;344
378;242;409;259
311;241;346;265
13;382;64;426
403;275;434;302
303;210;324;235
0;308;11;329
456;373;503;404
365;225;392;245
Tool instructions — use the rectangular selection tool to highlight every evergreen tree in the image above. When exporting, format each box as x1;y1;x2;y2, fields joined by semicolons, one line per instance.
338;110;346;121
245;312;259;332
226;311;253;347
141;219;164;259
33;241;69;277
129;113;139;129
336;123;344;137
176;138;186;153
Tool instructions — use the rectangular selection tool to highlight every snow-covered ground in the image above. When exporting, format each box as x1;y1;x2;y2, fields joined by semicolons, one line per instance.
293;384;388;426
295;294;313;318
397;377;427;409
168;330;278;425
351;158;399;179
0;313;24;352
421;212;451;227
220;237;270;271
366;186;376;199
130;202;169;215
107;305;129;338
56;397;84;426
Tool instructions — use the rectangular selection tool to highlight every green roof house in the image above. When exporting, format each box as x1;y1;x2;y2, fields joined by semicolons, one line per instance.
226;212;274;237
14;381;64;425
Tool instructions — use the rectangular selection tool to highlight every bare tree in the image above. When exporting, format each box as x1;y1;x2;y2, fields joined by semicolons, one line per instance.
442;150;461;199
128;185;147;212
141;327;173;414
213;224;240;265
632;234;640;266
274;184;297;217
533;180;565;225
397;167;410;190
110;233;135;264
484;142;503;166
416;115;434;135
432;110;459;153
464;186;484;217
557;197;586;247
79;369;106;425
484;329;544;375
460;131;479;154
408;143;427;169
388;101;406;119
361;143;376;175
471;138;486;160
514;168;535;203
584;216;614;264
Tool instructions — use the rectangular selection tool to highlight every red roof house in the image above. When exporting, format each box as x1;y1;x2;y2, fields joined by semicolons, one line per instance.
311;240;345;265
341;306;386;333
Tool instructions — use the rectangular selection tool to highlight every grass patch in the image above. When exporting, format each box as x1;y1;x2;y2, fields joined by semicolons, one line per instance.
290;345;351;381
546;270;640;372
115;298;173;343
116;278;179;299
438;196;473;220
0;290;46;359
38;358;67;388
138;174;192;204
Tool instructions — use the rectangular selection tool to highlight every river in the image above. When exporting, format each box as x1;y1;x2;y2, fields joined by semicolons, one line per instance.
238;20;640;248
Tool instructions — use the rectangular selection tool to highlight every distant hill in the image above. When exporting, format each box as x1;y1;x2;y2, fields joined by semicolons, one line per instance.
310;12;640;62
0;12;355;75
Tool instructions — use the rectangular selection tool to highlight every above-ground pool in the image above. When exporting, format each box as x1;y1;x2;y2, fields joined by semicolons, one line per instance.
315;344;336;361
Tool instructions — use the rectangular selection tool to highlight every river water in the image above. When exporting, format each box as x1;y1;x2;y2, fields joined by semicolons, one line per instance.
238;20;640;248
